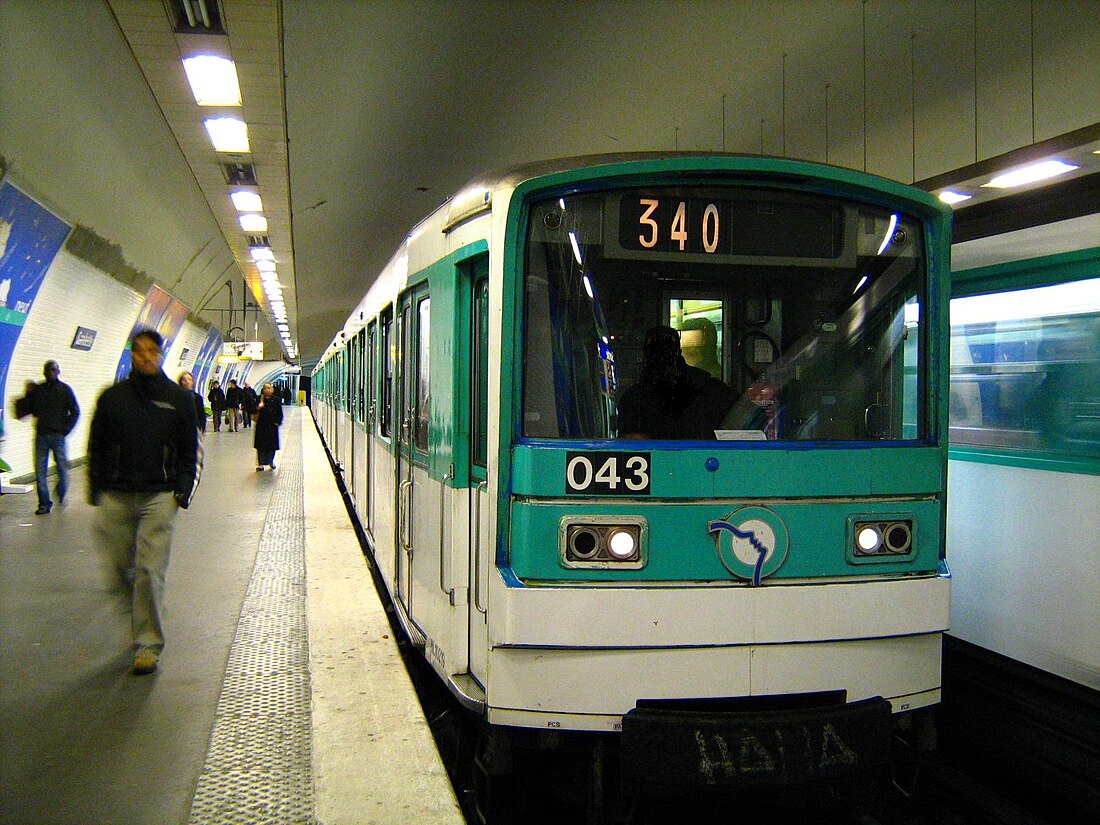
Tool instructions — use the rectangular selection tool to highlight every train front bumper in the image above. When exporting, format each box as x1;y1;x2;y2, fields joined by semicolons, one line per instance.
620;695;892;791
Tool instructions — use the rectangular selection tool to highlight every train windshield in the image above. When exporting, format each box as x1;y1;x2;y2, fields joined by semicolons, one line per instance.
522;185;929;442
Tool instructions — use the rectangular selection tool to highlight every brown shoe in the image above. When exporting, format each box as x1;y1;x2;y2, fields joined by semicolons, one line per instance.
132;651;159;675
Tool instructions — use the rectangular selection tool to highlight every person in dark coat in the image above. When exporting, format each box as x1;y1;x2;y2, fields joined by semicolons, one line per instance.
178;371;207;433
617;325;736;440
88;329;201;675
240;381;258;429
207;380;226;432
253;382;283;471
18;360;80;514
224;379;243;432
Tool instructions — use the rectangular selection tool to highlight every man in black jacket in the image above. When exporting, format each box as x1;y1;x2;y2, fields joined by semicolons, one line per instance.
224;379;242;432
20;360;80;514
88;329;202;675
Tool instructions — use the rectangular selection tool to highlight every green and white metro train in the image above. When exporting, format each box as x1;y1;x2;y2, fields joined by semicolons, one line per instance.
311;153;953;793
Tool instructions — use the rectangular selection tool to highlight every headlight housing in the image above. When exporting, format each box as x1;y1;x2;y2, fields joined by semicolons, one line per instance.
849;516;914;561
560;516;647;569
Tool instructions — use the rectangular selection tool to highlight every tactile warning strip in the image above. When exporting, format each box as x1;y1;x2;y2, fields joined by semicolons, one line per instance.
188;417;315;824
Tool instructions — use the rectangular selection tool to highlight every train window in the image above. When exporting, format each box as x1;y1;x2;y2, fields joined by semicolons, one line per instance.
415;297;431;452
669;298;724;381
949;277;1100;458
521;186;929;442
473;276;490;467
380;308;394;437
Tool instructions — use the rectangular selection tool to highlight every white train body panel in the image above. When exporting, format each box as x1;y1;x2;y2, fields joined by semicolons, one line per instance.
947;460;1100;690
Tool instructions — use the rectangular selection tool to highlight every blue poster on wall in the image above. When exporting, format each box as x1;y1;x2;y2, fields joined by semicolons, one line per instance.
114;285;192;383
193;326;223;393
0;180;72;416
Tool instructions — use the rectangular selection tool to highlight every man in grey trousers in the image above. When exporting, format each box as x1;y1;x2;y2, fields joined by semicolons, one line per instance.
87;329;202;674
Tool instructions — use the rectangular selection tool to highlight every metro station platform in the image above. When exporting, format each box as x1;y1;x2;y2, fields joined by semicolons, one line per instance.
0;407;463;825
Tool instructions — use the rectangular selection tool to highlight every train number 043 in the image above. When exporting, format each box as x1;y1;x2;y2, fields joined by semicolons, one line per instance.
566;452;651;495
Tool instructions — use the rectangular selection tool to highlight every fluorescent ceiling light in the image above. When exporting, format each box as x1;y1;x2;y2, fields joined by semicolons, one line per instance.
238;213;268;233
256;259;277;273
981;160;1079;189
938;190;973;204
230;190;263;211
204;117;250;152
249;245;274;261
182;55;242;106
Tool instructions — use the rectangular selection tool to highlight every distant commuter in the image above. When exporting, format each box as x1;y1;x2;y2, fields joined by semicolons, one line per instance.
178;371;207;433
241;381;258;429
224;379;243;432
618;325;735;440
207;379;226;432
16;360;80;515
253;382;284;471
88;329;201;675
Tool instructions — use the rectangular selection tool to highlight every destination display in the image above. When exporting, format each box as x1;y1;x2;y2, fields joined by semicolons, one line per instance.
615;193;844;261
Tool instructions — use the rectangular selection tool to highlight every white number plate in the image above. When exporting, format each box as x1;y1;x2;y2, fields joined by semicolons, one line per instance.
566;452;651;495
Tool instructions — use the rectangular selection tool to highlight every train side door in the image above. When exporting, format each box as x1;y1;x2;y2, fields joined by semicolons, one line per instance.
468;268;491;684
364;322;376;536
396;288;431;612
347;333;358;502
395;297;413;608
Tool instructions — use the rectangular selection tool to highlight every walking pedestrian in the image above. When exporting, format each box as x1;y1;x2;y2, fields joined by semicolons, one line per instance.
88;329;201;675
16;360;80;514
241;381;258;429
207;379;225;432
178;371;207;433
253;382;283;471
224;379;242;432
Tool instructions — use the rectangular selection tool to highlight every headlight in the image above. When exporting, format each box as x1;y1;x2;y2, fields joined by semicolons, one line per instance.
607;528;637;559
560;516;647;569
852;519;913;557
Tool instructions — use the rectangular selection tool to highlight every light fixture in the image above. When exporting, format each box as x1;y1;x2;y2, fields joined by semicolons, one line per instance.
204;117;250;153
876;214;898;256
238;213;268;233
582;274;594;299
938;190;972;205
982;160;1079;189
255;259;277;273
230;190;263;211
568;231;583;265
182;55;242;106
249;245;274;261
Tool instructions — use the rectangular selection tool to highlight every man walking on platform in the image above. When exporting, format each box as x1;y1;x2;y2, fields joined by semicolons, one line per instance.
88;329;201;675
224;379;242;432
16;360;80;514
207;379;225;432
241;381;258;429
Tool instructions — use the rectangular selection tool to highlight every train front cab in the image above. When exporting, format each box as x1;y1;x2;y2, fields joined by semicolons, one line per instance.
475;158;953;792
